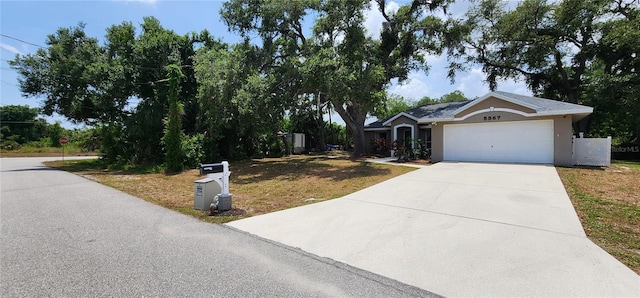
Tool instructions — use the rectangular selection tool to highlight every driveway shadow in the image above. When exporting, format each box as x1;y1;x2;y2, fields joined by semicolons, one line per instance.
1;166;57;172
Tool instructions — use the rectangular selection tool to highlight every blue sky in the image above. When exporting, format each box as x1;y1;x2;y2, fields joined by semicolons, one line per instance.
1;0;530;128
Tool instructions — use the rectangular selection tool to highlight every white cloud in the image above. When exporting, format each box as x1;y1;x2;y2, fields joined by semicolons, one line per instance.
387;65;533;103
456;68;487;98
388;73;434;101
455;67;531;99
363;0;400;38
1;43;22;55
495;77;532;96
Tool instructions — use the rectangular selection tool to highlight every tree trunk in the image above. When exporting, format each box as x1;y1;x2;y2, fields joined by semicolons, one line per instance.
351;121;367;156
316;117;326;151
281;134;290;156
331;99;367;157
566;90;590;136
315;93;326;151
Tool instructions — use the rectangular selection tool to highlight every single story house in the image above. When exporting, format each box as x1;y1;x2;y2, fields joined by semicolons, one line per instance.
365;91;593;166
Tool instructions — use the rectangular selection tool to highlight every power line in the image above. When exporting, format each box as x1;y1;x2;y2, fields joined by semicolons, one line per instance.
1;80;16;86
0;34;45;48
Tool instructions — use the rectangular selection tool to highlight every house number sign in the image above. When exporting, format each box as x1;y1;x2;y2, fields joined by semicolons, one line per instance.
483;115;502;121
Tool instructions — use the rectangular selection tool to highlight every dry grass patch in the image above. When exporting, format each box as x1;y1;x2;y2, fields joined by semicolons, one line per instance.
1;146;98;158
46;154;415;224
557;161;640;274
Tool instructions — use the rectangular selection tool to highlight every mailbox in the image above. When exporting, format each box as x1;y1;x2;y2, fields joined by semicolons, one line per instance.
196;161;232;212
200;163;224;175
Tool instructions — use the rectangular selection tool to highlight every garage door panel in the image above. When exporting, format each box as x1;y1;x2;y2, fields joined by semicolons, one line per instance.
443;120;554;164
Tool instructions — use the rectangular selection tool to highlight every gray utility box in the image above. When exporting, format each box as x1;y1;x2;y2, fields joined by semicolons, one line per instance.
217;194;232;212
194;178;221;210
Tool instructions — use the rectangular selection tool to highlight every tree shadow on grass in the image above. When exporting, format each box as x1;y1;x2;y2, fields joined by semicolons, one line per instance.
230;155;393;185
49;154;396;184
46;159;165;176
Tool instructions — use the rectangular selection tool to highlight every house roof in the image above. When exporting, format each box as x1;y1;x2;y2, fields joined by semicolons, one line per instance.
423;91;593;122
366;101;471;130
365;91;594;131
364;120;388;130
410;100;473;121
453;91;594;117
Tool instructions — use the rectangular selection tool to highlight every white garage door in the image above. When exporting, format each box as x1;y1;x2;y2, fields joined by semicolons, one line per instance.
443;120;554;164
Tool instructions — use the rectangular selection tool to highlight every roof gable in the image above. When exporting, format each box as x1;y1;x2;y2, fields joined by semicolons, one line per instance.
453;92;539;116
452;91;593;117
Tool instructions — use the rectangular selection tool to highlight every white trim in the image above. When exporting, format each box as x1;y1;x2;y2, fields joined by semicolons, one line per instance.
458;108;532;120
535;108;593;116
393;123;415;147
418;117;453;123
452;92;541;116
382;112;419;126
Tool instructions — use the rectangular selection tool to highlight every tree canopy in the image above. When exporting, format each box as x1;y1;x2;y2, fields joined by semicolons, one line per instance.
0;105;47;145
453;0;639;142
220;0;458;156
10;18;213;165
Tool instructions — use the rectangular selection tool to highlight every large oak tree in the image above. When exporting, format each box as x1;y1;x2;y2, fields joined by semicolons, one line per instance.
221;0;457;156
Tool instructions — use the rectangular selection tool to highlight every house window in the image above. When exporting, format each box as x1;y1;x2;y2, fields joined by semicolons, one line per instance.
379;132;387;140
425;129;432;149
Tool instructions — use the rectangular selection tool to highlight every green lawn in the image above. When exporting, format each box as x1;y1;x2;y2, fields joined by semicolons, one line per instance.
557;161;640;275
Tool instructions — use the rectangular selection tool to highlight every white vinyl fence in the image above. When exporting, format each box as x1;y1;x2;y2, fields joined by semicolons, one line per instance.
572;136;611;167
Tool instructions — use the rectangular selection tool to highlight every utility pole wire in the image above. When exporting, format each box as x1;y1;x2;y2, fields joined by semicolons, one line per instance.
0;34;45;48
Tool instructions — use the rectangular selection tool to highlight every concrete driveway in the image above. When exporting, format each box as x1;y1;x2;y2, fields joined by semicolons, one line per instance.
228;162;640;297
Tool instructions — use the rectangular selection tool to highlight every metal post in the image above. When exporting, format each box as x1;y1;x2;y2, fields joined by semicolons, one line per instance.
221;161;230;195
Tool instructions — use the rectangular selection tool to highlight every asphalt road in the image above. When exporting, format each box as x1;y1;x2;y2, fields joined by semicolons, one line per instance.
0;157;436;297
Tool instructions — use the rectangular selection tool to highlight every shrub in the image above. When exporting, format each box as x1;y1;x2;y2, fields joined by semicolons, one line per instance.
182;133;205;169
0;140;20;151
24;138;50;148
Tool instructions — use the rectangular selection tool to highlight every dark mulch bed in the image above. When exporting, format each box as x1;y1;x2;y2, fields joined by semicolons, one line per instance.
209;208;247;217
